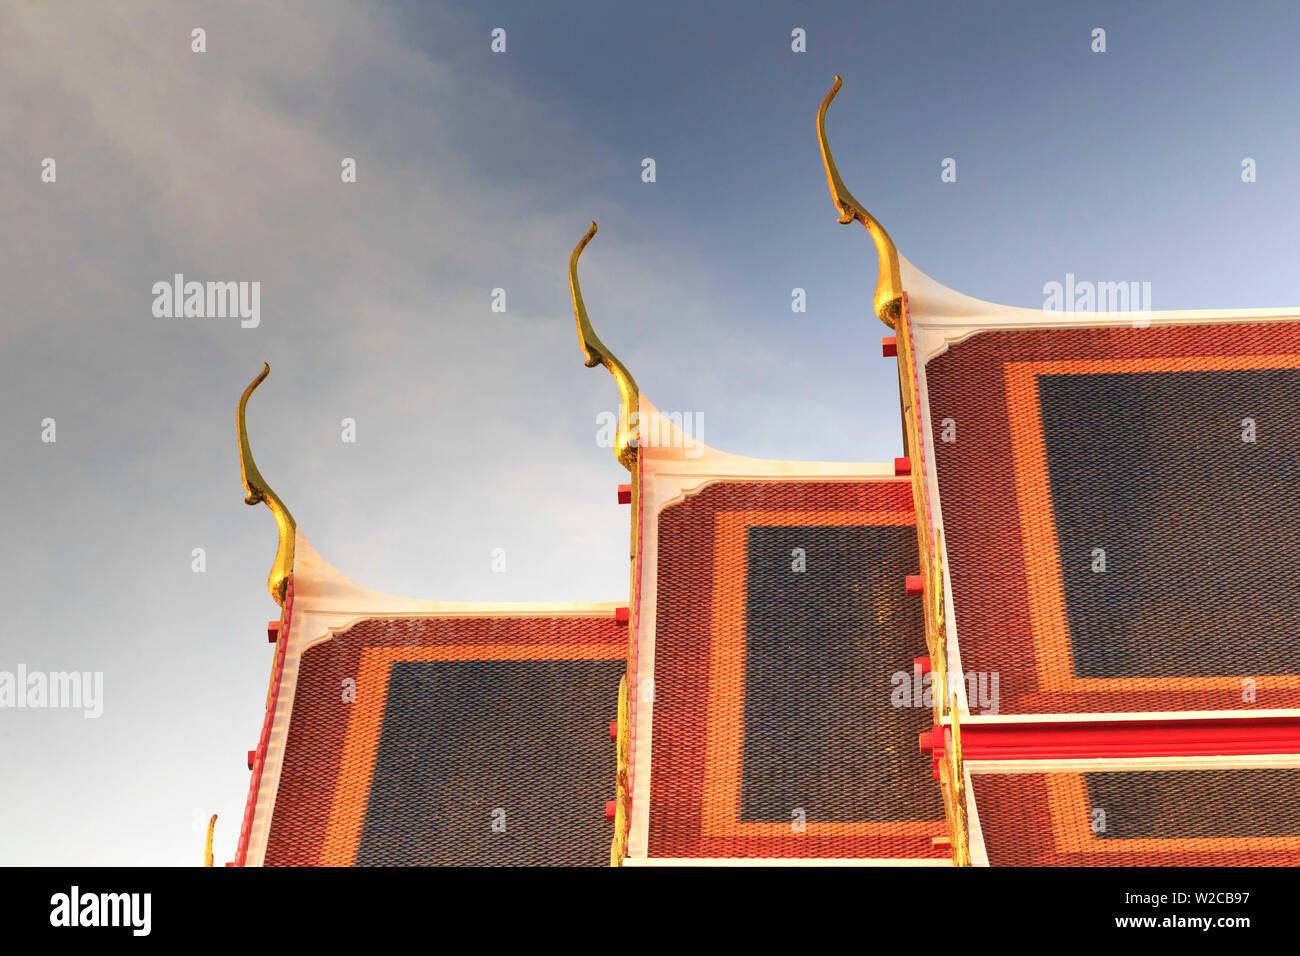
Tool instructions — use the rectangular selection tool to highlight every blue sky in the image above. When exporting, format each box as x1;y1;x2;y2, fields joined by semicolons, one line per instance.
1;0;1297;864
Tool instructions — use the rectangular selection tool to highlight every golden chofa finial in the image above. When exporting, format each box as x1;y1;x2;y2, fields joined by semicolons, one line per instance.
238;363;296;606
203;813;217;867
570;221;639;471
817;75;904;329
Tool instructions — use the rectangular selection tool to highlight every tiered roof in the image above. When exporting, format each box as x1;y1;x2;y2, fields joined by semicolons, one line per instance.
220;77;1300;868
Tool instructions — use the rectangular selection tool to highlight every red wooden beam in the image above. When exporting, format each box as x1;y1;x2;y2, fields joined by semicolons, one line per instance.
920;715;1300;763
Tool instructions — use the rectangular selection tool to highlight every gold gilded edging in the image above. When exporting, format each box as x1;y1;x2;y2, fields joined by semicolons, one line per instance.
938;696;971;866
203;813;217;867
817;76;904;329
610;673;631;867
897;301;969;865
238;363;296;606
569;221;640;472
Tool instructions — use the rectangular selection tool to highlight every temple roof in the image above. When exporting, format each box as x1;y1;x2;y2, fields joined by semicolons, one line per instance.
225;76;1300;869
238;536;630;867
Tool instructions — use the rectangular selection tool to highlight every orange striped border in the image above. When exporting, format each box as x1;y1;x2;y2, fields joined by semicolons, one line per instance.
319;641;625;866
699;508;940;839
1044;771;1300;854
1004;353;1300;698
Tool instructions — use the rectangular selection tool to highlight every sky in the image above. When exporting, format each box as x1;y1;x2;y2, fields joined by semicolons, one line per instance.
1;0;1298;865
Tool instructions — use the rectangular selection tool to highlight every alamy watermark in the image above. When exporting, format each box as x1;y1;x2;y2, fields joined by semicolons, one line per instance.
50;887;150;936
597;410;704;458
1043;273;1152;328
891;667;1000;715
0;665;103;718
152;274;260;328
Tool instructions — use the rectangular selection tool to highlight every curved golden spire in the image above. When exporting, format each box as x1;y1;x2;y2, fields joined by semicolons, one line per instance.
238;363;296;606
817;75;904;329
203;813;217;867
570;221;639;471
